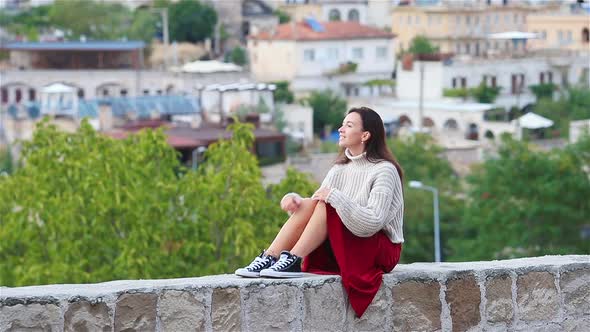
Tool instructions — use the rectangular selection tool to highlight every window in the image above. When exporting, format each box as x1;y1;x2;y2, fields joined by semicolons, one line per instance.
28;88;35;101
156;90;163;95
486;14;491;24
452;77;467;88
547;71;553;84
415;15;420;25
567;30;572;42
465;43;471;54
120;89;128;97
348;9;360;22
143;89;150;95
504;14;509;24
303;49;315;62
513;13;518;24
540;72;545;84
558;30;564;41
428;15;433;26
455;43;461;54
327;48;339;60
407;15;412;25
352;47;363;60
494;14;499;24
474;15;479;26
1;88;8;103
466;16;470;26
329;9;341;21
511;73;525;94
455;15;460;25
475;43;480;56
461;77;467;88
15;89;22;103
376;46;387;59
77;89;85;99
583;28;590;43
102;89;109;97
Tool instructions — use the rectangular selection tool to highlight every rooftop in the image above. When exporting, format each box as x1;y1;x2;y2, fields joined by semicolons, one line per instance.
1;41;145;51
250;20;394;41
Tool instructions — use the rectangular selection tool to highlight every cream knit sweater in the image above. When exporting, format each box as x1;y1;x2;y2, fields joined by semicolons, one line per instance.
287;149;404;243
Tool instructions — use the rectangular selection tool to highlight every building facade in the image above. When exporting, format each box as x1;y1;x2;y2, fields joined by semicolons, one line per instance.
527;3;590;51
248;20;396;97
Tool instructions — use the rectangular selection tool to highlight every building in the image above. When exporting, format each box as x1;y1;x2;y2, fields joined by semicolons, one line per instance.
0;41;249;107
396;53;590;110
527;2;590;51
248;19;396;97
391;1;554;56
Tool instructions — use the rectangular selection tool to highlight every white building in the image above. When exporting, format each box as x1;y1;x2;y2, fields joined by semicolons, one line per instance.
397;53;590;110
248;19;396;97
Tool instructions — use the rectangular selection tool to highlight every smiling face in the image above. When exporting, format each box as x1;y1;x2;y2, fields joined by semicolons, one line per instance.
338;112;370;153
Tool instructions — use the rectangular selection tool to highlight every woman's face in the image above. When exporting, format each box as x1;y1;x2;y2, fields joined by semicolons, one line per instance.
338;112;367;149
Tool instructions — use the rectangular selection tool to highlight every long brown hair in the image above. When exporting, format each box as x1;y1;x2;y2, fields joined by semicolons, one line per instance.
335;107;404;181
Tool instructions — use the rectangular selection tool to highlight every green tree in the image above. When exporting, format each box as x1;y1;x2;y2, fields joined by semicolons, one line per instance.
168;0;217;43
529;83;557;101
469;82;502;103
274;9;291;24
408;35;439;55
303;90;347;136
449;135;590;261
228;46;247;66
273;81;295;104
49;0;131;40
127;9;158;43
388;134;463;263
533;88;590;138
0;148;13;175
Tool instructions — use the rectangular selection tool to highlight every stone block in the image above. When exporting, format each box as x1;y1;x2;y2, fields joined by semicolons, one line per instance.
159;290;207;332
243;284;299;331
516;271;558;322
211;288;241;332
562;317;590;332
347;285;390;332
302;282;345;332
560;269;590;317
446;273;481;332
64;301;111;332
392;280;441;332
485;274;513;324
114;293;157;332
0;303;61;332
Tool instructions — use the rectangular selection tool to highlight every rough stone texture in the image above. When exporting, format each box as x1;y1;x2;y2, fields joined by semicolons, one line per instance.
516;271;559;322
562;317;590;332
159;290;206;332
243;284;299;331
0;303;62;332
64;301;111;332
485;274;513;324
114;293;157;332
303;282;346;332
392;280;441;332
211;288;241;332
446;273;481;332
559;269;590;317
346;285;390;332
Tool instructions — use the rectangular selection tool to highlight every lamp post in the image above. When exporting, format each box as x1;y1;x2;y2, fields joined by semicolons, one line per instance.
409;180;441;262
192;146;207;170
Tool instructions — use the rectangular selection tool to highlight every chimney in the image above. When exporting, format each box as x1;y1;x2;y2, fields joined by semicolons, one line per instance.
98;102;113;131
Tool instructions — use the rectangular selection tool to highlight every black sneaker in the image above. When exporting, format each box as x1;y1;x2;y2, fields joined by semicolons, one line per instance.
235;251;277;278
260;250;304;278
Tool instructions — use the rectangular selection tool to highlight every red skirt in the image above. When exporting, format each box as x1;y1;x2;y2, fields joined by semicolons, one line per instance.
302;204;402;318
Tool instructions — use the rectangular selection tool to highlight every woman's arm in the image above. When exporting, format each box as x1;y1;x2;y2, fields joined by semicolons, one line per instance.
326;164;403;237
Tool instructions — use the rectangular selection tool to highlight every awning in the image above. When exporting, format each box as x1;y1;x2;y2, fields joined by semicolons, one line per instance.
517;112;554;129
488;31;539;40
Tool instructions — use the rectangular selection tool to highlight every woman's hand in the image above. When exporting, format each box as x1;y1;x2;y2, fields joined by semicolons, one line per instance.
312;187;331;202
281;194;302;213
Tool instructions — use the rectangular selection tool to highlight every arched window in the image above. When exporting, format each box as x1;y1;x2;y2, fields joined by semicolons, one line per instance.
348;9;360;22
583;28;589;44
328;9;341;22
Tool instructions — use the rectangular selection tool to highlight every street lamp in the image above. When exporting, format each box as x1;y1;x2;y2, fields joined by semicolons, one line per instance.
409;180;441;263
192;146;207;170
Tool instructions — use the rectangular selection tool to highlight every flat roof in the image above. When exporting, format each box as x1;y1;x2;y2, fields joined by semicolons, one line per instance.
2;41;145;51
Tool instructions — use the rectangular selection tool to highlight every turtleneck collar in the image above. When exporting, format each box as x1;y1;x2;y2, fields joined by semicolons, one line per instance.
345;148;372;167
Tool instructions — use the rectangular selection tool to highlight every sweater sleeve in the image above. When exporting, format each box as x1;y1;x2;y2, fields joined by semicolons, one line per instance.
326;164;402;237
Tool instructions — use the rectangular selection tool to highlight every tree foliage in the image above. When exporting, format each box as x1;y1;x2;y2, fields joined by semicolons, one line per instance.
227;47;247;66
303;90;347;136
529;83;557;101
0;119;317;286
449;135;590;260
168;0;217;43
388;134;463;263
408;35;439;55
470;82;502;104
273;81;295;104
533;87;590;138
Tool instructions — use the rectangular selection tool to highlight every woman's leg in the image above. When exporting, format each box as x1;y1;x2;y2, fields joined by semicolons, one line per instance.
266;198;318;257
290;201;328;258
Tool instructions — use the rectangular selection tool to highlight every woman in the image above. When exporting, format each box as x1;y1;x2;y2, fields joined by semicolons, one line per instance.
235;106;404;317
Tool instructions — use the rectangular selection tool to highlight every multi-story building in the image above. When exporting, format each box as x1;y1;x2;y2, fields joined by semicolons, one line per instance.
527;2;590;51
247;19;396;97
391;0;554;56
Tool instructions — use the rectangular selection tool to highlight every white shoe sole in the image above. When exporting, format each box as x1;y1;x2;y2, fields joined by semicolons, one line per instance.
235;268;260;278
260;269;305;278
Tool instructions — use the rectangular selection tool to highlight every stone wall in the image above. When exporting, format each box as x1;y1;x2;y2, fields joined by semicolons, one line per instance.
1;255;588;332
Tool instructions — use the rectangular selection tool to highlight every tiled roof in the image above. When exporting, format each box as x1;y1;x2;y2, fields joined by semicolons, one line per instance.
249;21;395;41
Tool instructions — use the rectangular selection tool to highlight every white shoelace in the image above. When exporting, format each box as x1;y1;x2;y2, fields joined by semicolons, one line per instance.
271;255;294;271
247;256;268;271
